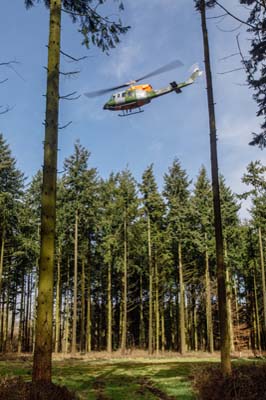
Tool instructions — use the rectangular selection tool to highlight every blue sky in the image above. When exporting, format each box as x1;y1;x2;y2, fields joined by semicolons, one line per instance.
0;0;265;219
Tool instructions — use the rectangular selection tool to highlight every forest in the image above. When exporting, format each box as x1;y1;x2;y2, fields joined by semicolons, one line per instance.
1;0;266;399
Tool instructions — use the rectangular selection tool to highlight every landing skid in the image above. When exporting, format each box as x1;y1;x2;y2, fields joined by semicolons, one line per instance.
118;108;144;117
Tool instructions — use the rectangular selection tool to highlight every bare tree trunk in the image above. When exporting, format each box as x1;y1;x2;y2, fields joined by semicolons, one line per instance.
178;242;186;354
161;300;165;352
155;258;160;356
107;258;112;353
72;210;78;354
148;215;153;355
55;251;61;353
199;0;231;374
80;257;85;353
0;229;5;299
18;273;25;354
258;227;266;334
86;248;91;353
32;0;61;383
253;262;261;352
205;242;214;353
139;274;145;348
121;210;127;355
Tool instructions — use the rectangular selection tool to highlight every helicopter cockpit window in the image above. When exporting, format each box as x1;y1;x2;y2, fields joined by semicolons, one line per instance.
122;92;126;97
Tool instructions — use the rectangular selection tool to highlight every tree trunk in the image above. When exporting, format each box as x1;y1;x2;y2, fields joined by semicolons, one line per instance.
63;266;70;354
0;229;5;299
55;251;61;353
72;210;78;354
178;242;186;354
86;247;91;353
161;300;165;352
199;0;231;374
148;214;153;355
107;258;112;353
80;257;85;353
139;274;145;348
32;0;61;383
121;209;127;355
205;242;214;353
18;272;25;354
155;257;160;355
253;261;261;352
258;227;266;334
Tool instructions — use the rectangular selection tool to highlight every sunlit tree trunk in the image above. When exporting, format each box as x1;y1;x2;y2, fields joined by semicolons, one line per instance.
121;210;127;355
18;272;25;354
205;242;214;353
139;274;145;348
32;0;61;383
155;258;160;355
198;0;231;374
63;266;70;354
80;257;85;352
253;261;261;352
178;242;186;354
107;258;112;353
86;247;91;353
161;300;165;352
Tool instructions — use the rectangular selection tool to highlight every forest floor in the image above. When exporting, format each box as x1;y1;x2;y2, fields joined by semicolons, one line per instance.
0;352;264;399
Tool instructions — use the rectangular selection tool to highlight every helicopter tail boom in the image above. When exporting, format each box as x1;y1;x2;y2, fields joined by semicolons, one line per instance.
185;66;203;85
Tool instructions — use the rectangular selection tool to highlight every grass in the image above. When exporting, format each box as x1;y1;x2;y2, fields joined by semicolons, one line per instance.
0;354;263;399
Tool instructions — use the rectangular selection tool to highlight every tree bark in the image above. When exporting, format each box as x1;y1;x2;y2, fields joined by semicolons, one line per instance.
72;210;78;354
121;209;127;354
148;214;153;354
205;242;214;353
258;227;266;333
86;246;91;353
0;229;5;299
32;0;61;383
107;258;112;353
199;0;231;375
80;257;85;352
178;242;186;354
55;251;61;353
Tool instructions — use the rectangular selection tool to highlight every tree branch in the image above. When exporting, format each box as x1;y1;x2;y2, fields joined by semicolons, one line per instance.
60;91;81;100
60;50;88;62
214;0;257;30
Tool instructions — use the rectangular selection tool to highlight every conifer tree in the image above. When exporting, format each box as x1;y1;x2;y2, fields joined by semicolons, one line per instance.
191;166;214;352
163;159;191;354
116;169;138;354
242;161;266;340
238;1;266;147
140;164;165;354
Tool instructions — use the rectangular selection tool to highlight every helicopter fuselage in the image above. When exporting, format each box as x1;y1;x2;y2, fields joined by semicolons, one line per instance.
100;67;202;115
103;80;188;112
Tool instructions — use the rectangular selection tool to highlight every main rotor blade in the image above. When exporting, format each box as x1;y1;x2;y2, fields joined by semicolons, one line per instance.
84;83;129;98
135;59;183;82
84;59;184;98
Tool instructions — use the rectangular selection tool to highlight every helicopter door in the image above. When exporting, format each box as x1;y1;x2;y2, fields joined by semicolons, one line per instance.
115;92;126;104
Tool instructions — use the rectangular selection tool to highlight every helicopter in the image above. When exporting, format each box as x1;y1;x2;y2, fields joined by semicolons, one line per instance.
84;59;203;117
